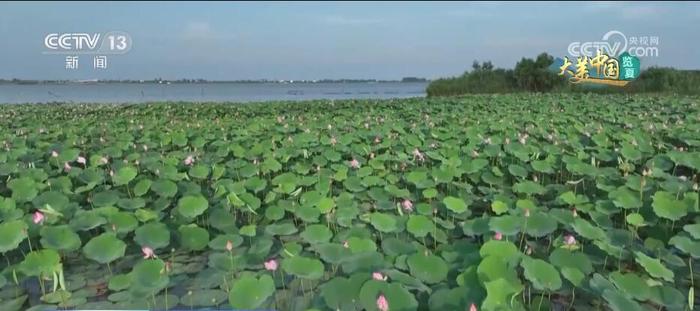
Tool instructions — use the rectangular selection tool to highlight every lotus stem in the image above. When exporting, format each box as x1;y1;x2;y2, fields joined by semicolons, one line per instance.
38;274;46;297
568;287;576;310
27;236;33;252
536;290;548;311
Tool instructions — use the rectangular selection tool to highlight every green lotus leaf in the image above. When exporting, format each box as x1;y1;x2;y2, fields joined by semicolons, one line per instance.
70;210;107;231
132;179;152;196
320;275;367;310
300;224;333;244
39;225;81;251
489;215;522;236
491;200;508;215
20;249;61;276
521;257;562;291
625;213;645;227
648;285;685;310
610;271;650;301
239;224;256;237
134;222;171;249
113;166;138;186
91;190;121;207
108;274;132;291
264;222;298;236
406;215;433;238
108;212;138;233
32;191;69;212
370;213;398;233
183;289;227;307
525;212;558;237
609;187;642;209
652;191;687;221
8;177;38;202
683;224;700;239
151;179;178;197
358;280;418;311
176;195;209;218
282;256;325;280
0;220;28;253
571;218;606;241
442;196;467;214
482;277;522;311
422;188;438;199
228;274;275;309
634;251;674;282
407;253;448;284
479;240;520;264
132;259;168;288
669;235;700;258
548;248;593;275
602;289;642;311
513;180;545;195
317;197;335;214
83;233;126;264
188;164;210;179
178;224;210;251
561;267;585;286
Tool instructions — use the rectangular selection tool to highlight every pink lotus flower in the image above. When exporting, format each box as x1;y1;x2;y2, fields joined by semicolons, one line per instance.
225;240;233;252
372;272;387;281
401;199;413;212
493;232;503;241
471;150;480;158
374;136;381;144
51;150;58;158
142;246;157;259
349;158;360;169
483;137;492;145
330;136;337;145
99;156;109;165
63;162;72;172
376;294;389;311
564;235;576;245
33;211;45;224
343;240;349;248
77;156;86;165
469;303;478;311
412;149;425;162
184;155;194;166
264;259;278;271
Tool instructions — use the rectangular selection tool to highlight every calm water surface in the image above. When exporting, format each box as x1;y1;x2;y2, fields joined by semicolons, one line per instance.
0;82;428;104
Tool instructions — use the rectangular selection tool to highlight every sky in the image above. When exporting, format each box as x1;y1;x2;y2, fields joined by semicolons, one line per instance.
0;1;698;80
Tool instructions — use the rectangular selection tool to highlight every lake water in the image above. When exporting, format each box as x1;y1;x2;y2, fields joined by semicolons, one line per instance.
0;82;428;104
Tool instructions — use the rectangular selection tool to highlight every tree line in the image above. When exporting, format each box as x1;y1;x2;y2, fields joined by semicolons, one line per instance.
426;52;700;96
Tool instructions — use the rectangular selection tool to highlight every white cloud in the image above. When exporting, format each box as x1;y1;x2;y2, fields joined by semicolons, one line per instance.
620;5;661;20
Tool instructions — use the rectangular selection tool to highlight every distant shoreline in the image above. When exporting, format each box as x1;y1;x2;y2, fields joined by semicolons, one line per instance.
0;78;430;85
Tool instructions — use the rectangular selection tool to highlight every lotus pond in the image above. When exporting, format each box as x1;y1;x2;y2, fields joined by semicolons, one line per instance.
0;94;698;311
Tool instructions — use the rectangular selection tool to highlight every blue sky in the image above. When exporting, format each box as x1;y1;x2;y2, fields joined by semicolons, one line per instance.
0;1;698;80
